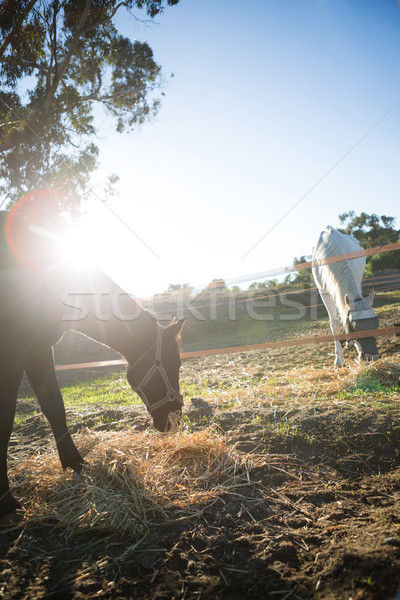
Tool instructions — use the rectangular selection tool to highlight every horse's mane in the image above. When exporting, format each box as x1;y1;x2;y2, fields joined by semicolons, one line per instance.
313;227;365;325
175;329;183;354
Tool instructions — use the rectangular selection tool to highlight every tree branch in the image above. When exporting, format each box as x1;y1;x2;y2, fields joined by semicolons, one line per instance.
77;86;148;103
109;2;130;20
0;0;40;60
47;0;60;88
0;56;49;75
0;131;30;153
42;0;93;114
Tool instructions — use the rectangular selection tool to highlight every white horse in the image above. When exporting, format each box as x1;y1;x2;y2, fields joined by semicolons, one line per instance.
312;226;379;366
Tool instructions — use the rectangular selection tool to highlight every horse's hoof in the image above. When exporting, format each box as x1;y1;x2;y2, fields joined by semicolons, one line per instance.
0;508;24;526
365;353;380;363
61;458;86;473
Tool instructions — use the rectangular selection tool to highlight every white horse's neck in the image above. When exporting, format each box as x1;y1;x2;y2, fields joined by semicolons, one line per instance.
313;227;365;325
327;262;363;323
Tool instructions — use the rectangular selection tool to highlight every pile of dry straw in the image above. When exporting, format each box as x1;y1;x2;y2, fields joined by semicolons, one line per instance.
262;356;400;398
361;356;400;387
10;428;255;537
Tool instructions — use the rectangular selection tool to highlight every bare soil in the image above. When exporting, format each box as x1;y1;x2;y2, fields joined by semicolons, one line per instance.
1;309;400;600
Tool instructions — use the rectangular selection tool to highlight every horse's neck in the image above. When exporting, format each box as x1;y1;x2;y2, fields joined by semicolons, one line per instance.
60;267;156;363
73;302;155;361
330;262;362;323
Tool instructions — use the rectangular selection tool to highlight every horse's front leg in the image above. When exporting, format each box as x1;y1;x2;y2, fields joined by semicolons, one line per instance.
25;348;85;472
0;364;24;521
319;290;344;367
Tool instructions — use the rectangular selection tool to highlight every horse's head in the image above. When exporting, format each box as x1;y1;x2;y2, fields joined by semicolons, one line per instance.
345;292;380;362
127;317;186;432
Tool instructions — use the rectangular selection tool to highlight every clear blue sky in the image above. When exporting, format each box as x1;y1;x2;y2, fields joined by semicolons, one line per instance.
90;0;400;297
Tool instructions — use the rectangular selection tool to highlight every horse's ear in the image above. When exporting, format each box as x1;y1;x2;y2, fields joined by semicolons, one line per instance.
365;289;374;306
168;316;186;337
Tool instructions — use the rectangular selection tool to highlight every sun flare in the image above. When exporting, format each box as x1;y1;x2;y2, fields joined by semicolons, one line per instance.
58;222;98;269
56;200;142;293
7;192;164;298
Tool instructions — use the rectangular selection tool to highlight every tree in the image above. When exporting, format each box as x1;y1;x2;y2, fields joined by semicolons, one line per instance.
338;211;400;274
0;0;179;209
167;283;190;292
284;256;314;288
247;279;281;290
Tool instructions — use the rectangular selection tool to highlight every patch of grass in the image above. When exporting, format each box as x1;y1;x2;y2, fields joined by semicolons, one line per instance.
181;375;231;396
216;397;242;411
339;367;400;399
353;371;386;393
374;295;400;313
181;311;328;353
335;390;400;407
275;421;298;437
18;374;143;411
14;410;39;426
61;375;142;408
180;380;210;398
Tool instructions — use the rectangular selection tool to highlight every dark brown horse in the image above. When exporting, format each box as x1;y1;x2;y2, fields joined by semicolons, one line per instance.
0;209;185;521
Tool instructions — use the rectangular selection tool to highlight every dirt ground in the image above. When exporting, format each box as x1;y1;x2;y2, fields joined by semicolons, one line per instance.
1;310;400;599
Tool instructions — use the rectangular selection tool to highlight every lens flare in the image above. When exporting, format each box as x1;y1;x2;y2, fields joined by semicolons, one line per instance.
57;221;98;269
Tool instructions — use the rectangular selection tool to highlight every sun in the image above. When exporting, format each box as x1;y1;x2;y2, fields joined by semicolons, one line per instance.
58;221;99;269
56;198;162;297
56;200;134;289
7;191;156;294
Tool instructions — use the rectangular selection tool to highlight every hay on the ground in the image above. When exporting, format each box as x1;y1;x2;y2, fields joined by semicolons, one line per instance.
356;356;400;388
10;428;254;537
258;364;360;397
249;356;399;401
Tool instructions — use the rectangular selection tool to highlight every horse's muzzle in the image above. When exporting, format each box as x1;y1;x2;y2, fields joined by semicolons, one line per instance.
165;408;182;432
153;407;182;433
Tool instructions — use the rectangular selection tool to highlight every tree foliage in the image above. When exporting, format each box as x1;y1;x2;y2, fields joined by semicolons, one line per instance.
248;279;280;290
167;282;189;292
338;211;400;274
284;255;313;288
0;0;179;208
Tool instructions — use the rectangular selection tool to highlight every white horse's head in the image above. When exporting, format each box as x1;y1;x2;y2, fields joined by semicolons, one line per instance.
345;293;379;362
